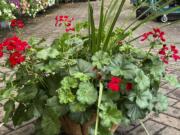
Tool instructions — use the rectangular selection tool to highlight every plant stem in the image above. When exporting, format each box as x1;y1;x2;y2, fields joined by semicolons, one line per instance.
94;82;103;135
139;120;150;135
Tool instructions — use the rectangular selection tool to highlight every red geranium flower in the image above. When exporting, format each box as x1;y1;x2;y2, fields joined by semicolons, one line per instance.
9;52;25;67
10;19;24;29
160;56;169;64
16;20;24;28
10;19;17;28
0;51;3;58
170;45;178;54
107;82;120;92
2;36;30;52
107;76;122;92
55;15;75;32
172;54;180;61
126;83;133;91
141;28;166;42
158;44;180;64
0;44;4;57
0;36;30;68
111;76;122;83
158;45;168;55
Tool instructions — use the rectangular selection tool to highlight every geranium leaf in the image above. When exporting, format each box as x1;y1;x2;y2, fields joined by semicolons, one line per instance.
58;88;75;104
125;102;145;121
109;54;138;79
136;90;152;109
165;74;180;88
135;70;150;91
36;48;50;60
65;37;84;46
154;93;168;113
16;84;38;102
48;48;59;58
40;109;60;135
37;48;59;60
61;76;78;90
120;63;139;79
77;82;97;105
99;102;122;127
92;51;111;69
69;102;87;112
71;72;91;82
3;100;15;123
108;54;123;75
150;57;165;80
46;96;68;116
70;59;95;77
12;104;33;126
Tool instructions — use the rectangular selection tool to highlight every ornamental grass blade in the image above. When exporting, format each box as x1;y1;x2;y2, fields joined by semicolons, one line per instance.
103;0;126;51
88;0;96;53
103;0;119;26
97;0;104;49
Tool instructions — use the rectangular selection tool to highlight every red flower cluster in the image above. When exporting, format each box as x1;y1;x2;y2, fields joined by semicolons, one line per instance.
159;45;180;64
55;15;75;32
107;77;122;91
11;19;24;29
107;76;133;92
0;36;30;67
141;28;166;42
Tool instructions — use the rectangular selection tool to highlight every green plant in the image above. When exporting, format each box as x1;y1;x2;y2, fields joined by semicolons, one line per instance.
0;0;180;135
0;0;16;21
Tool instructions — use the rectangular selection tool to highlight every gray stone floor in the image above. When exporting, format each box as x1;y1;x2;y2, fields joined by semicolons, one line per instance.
0;0;180;135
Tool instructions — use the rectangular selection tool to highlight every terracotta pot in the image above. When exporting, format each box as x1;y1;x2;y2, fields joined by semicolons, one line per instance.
60;114;118;135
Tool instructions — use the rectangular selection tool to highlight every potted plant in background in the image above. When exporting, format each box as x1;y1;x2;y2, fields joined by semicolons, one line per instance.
0;0;180;135
0;0;17;29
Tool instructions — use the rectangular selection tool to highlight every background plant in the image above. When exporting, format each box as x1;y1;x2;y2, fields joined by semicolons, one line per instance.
0;0;16;21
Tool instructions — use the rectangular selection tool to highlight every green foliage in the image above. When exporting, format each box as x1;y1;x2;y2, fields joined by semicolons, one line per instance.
0;88;14;101
16;84;38;102
12;104;33;126
65;37;84;46
37;108;60;135
37;48;59;60
75;21;89;32
46;96;68;116
102;91;120;102
0;0;16;20
77;82;97;105
3;100;15;123
99;102;122;127
165;74;180;88
1;1;178;135
152;93;168;113
129;90;152;109
71;72;91;82
125;102;145;121
70;59;95;77
108;54;139;79
92;51;111;69
135;70;150;91
60;76;78;89
58;88;75;104
69;102;87;112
